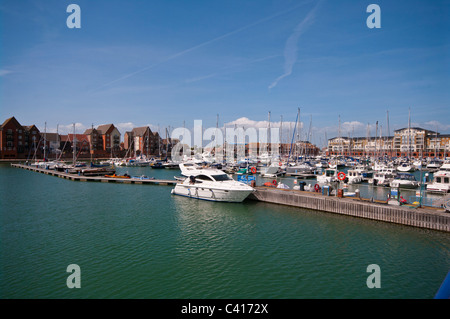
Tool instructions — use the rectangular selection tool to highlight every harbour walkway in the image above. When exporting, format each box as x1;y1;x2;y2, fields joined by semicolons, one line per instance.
11;163;178;185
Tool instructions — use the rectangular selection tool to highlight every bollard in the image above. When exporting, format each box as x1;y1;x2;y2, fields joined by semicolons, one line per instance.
299;181;306;191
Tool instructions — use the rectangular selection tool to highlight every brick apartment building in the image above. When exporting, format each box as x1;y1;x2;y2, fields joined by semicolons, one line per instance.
0;117;45;159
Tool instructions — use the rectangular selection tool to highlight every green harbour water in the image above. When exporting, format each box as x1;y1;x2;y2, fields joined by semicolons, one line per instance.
1;163;449;299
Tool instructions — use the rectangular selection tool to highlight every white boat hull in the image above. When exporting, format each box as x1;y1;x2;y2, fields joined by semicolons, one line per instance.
171;184;253;202
426;185;450;193
397;165;413;172
347;177;363;184
389;181;419;189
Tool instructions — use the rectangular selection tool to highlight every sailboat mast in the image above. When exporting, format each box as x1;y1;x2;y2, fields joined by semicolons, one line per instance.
287;109;299;166
43;122;47;161
216;114;219;160
307;115;312;157
146;129;149;157
435;126;438;158
338;115;342;158
375;121;378;160
56;124;59;161
158;124;161;158
386;110;390;158
296;107;300;162
73;123;76;164
408;107;411;159
280;115;283;157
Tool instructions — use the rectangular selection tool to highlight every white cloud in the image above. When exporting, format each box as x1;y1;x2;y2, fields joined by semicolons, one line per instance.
225;117;301;130
46;123;87;134
424;121;450;132
341;121;365;133
115;122;135;134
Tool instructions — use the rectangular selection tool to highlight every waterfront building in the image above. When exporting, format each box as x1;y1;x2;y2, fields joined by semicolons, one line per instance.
22;124;43;158
246;142;320;158
44;133;60;157
161;138;180;157
152;131;162;156
123;126;163;156
0;117;43;159
327;127;450;158
83;128;104;153
131;126;152;156
83;124;121;157
59;134;90;156
96;124;121;153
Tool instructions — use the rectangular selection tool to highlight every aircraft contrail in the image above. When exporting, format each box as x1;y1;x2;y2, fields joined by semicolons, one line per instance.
269;1;322;90
90;1;314;93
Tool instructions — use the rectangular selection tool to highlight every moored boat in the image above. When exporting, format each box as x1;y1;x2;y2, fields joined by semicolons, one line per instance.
389;173;419;189
316;168;339;184
104;173;131;179
172;164;254;202
426;162;450;193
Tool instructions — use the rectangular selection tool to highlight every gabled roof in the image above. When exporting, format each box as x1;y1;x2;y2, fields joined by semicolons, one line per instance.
23;124;40;132
97;124;115;134
131;126;151;137
1;116;23;130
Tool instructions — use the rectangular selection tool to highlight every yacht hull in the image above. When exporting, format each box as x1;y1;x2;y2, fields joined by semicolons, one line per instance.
171;184;253;202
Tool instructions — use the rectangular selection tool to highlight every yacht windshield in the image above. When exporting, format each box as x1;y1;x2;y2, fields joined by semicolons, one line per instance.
213;174;232;181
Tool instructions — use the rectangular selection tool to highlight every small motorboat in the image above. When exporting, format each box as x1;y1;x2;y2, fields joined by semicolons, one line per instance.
104;173;131;179
131;175;155;180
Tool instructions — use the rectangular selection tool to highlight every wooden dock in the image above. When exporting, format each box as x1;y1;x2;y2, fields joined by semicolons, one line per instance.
249;187;450;232
11;163;178;186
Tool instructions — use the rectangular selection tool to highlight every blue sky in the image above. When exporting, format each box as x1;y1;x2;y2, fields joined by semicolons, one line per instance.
1;0;449;147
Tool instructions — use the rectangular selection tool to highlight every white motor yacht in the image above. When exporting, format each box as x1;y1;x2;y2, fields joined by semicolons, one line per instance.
389;173;419;189
285;162;316;176
427;159;442;170
346;169;363;184
260;163;284;178
316;168;339;184
172;164;254;202
371;171;396;186
426;162;450;193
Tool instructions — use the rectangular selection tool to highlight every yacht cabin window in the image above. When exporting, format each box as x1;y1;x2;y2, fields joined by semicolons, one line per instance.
196;175;214;182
